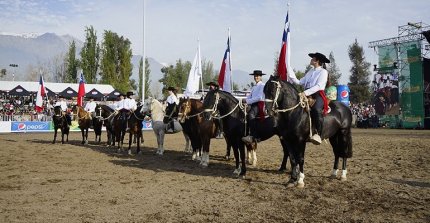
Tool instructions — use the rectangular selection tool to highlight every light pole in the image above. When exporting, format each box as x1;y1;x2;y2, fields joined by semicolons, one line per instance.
9;64;18;81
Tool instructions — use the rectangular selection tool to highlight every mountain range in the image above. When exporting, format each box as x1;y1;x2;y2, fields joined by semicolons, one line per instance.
0;32;251;97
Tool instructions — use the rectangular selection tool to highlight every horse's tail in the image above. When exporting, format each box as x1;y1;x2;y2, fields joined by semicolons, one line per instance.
345;129;353;158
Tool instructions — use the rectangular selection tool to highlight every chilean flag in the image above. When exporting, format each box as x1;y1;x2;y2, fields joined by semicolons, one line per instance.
218;32;232;93
277;11;290;81
35;75;46;113
77;73;85;106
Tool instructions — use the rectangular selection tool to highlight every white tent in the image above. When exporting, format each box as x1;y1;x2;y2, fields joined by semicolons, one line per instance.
0;81;115;95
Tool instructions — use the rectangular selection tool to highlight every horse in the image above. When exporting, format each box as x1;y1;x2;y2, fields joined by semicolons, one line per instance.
98;104;117;146
71;105;91;144
264;75;353;188
52;106;70;144
126;105;146;155
93;105;104;144
179;97;261;167
143;98;189;155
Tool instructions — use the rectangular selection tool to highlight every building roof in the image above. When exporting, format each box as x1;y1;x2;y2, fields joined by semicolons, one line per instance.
0;81;115;95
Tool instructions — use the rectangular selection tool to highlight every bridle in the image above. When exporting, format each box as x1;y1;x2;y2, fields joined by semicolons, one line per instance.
203;92;246;120
265;80;307;114
178;99;204;122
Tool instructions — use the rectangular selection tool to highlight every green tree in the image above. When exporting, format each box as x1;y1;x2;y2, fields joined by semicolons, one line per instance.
348;39;371;103
80;26;100;84
138;57;151;99
100;30;134;94
65;40;79;83
0;68;6;78
159;59;191;96
326;51;342;86
202;58;216;85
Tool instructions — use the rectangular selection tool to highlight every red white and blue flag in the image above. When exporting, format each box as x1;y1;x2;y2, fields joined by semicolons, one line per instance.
35;75;46;113
218;31;232;93
77;73;85;106
277;11;290;81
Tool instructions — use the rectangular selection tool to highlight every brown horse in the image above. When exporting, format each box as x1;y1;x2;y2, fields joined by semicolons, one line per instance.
178;98;256;167
71;105;91;144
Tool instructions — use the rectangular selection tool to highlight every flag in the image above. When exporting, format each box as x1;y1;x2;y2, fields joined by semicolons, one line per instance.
35;75;46;113
77;73;85;106
277;11;290;81
184;41;202;96
218;31;232;93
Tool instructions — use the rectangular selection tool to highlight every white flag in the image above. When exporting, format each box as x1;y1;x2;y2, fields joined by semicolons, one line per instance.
184;42;202;96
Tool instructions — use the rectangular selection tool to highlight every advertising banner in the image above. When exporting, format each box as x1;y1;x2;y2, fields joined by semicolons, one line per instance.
11;121;51;132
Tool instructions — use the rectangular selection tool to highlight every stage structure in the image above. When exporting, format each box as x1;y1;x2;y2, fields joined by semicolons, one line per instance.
369;22;430;129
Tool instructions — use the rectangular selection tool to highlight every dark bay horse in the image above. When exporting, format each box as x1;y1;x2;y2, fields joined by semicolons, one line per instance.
52;106;69;144
93;105;104;144
71;105;91;144
178;97;227;166
126;105;146;155
264;75;353;188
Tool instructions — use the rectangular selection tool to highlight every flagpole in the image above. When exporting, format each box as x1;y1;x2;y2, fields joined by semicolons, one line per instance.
141;0;146;101
228;28;232;92
198;38;204;95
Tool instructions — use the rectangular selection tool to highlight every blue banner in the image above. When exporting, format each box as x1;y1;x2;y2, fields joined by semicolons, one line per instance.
11;121;51;132
142;120;153;130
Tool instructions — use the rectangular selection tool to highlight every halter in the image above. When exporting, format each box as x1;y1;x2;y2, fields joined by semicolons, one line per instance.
72;106;90;120
265;80;307;113
178;99;204;122
203;92;245;120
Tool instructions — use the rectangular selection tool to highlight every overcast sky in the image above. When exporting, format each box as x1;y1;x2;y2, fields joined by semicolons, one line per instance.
1;0;429;84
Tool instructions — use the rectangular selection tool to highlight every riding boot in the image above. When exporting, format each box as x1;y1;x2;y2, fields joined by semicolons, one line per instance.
242;118;258;144
310;110;323;145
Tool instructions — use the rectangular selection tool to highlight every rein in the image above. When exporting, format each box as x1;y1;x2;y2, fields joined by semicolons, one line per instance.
203;92;246;120
179;100;204;120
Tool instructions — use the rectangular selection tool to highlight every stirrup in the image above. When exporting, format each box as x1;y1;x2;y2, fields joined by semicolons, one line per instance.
241;136;254;144
310;134;322;145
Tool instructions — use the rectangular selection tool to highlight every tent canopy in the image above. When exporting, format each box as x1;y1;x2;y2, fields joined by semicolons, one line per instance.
105;89;123;101
45;87;57;97
8;85;31;96
58;87;77;99
85;88;104;100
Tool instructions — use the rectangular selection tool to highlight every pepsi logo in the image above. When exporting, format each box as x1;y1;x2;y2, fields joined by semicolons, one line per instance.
18;123;26;130
341;90;349;98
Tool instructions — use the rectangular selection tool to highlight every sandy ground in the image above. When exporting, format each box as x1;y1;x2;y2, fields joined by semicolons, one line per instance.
0;128;429;223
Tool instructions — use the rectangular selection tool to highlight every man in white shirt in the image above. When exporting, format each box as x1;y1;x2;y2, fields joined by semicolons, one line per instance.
84;97;97;128
165;87;179;133
288;52;330;145
114;94;125;111
242;70;266;144
124;91;137;131
54;95;71;126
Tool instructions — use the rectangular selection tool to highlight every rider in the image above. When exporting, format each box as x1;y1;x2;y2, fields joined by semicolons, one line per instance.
288;52;330;145
54;95;71;126
166;86;179;133
242;70;266;145
123;91;137;132
84;96;97;128
114;93;126;111
206;81;219;91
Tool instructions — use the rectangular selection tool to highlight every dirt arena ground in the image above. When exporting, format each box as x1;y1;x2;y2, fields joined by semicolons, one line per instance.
0;128;429;222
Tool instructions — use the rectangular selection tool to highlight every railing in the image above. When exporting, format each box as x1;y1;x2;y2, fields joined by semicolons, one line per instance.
0;114;52;122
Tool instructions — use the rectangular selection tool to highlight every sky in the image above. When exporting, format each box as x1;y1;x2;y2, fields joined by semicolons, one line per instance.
1;0;429;84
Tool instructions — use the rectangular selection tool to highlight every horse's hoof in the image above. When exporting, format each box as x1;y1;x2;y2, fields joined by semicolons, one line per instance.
225;155;230;161
278;167;287;173
329;174;337;179
340;176;347;181
233;169;240;175
296;182;305;188
252;161;257;167
52;141;55;144
286;179;296;188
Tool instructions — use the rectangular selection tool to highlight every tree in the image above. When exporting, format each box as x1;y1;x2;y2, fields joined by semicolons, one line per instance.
138;57;151;99
202;58;216;85
99;30;134;94
159;59;191;95
348;39;371;103
80;26;100;84
0;69;6;78
326;51;342;86
65;40;80;83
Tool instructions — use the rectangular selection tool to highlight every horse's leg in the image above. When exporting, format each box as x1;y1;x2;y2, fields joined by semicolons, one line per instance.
81;128;85;144
159;129;165;155
183;132;191;153
128;132;132;155
53;128;57;144
61;129;65;144
331;155;340;179
238;143;247;177
136;131;141;155
245;142;257;167
232;143;241;175
279;139;289;172
296;143;306;188
200;136;210;167
225;138;231;160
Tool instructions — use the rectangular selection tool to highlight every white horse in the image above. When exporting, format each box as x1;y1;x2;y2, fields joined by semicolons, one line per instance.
143;98;191;155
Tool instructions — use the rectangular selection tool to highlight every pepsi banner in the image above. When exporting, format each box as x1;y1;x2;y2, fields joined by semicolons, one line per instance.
11;121;51;132
337;85;350;106
142;120;152;130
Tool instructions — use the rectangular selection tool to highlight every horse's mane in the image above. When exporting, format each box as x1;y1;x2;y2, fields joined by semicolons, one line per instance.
100;104;114;112
150;98;165;121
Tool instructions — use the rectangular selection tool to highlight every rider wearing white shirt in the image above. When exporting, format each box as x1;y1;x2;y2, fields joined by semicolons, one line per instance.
84;97;97;116
123;91;136;131
288;52;330;145
115;94;125;111
54;95;71;126
242;70;266;144
165;87;179;132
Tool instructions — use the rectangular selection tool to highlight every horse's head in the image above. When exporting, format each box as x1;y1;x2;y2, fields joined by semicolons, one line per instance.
178;97;191;123
53;106;62;117
202;90;219;121
264;75;282;117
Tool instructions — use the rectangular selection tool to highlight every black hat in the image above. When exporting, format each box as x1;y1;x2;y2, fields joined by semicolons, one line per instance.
205;81;219;87
308;52;330;63
126;91;134;97
249;70;266;76
167;86;176;91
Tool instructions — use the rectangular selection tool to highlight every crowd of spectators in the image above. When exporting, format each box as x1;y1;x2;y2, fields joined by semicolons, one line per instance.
350;103;380;128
